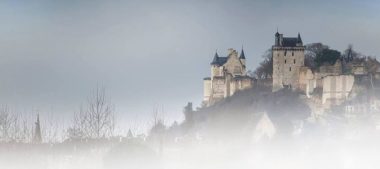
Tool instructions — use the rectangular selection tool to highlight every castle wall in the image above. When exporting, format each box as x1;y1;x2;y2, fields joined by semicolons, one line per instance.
322;75;354;105
211;65;222;78
203;78;211;102
230;78;253;95
299;67;316;97
212;77;226;100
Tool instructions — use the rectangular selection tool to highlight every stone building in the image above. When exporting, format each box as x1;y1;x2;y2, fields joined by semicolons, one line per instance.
272;32;305;91
203;48;253;106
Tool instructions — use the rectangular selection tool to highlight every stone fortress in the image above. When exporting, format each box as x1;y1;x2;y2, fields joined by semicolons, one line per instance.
202;31;380;117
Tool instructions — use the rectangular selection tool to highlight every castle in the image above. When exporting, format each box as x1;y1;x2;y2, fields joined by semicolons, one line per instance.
203;48;253;106
202;32;306;106
202;31;380;115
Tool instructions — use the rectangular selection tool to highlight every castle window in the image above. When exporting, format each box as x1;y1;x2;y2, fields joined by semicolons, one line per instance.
284;51;287;56
292;52;294;56
294;59;296;64
285;59;287;64
289;67;291;71
277;53;279;57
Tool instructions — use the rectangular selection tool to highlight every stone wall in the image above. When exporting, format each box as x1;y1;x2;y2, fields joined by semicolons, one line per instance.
203;78;211;102
272;46;305;91
299;67;316;97
322;75;355;105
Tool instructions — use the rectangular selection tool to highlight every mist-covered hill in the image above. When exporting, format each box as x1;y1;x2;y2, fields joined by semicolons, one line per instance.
179;85;311;142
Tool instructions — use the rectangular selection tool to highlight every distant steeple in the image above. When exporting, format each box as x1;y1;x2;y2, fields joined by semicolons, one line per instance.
33;114;42;143
127;129;134;139
240;46;246;59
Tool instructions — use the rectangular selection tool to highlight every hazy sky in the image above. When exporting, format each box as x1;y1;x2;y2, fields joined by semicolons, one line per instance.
0;0;379;132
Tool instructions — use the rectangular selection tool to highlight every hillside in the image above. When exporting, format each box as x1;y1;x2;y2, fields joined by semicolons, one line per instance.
183;85;311;142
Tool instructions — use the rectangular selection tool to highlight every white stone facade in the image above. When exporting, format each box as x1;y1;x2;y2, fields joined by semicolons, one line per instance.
322;75;354;105
203;48;253;106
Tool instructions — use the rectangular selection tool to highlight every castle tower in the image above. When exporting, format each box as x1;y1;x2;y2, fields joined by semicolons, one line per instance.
272;32;305;92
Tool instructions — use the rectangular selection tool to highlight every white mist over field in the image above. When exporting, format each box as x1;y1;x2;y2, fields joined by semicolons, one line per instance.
0;124;379;169
1;87;380;169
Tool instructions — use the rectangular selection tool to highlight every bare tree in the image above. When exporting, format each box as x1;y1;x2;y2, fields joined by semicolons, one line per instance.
0;106;16;142
254;49;273;79
0;106;33;143
42;113;63;143
20;117;33;143
70;87;115;139
149;105;166;155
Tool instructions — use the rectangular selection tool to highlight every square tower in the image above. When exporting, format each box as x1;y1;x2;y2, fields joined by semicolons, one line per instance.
272;32;305;92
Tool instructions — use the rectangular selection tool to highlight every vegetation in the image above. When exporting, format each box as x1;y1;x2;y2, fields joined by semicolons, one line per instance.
314;48;341;67
254;49;272;79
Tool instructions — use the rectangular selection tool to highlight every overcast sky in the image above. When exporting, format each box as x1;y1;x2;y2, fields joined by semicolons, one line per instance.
0;0;379;132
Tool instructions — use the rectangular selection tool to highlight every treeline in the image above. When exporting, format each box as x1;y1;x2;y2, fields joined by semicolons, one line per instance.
0;87;116;143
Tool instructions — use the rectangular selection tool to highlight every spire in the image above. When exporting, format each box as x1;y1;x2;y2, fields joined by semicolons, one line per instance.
127;129;134;139
275;27;280;37
211;50;219;65
240;46;246;59
33;114;42;143
297;32;303;44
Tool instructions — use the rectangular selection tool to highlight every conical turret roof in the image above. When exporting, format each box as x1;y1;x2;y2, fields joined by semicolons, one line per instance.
240;48;246;59
297;32;303;44
211;51;220;65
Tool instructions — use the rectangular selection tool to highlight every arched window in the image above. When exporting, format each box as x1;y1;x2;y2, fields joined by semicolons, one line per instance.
289;67;292;71
292;52;294;56
294;59;296;64
285;59;287;64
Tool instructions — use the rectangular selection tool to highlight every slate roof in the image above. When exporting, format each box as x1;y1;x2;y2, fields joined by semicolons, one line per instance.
240;49;246;59
277;32;303;47
282;37;299;47
211;52;228;65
